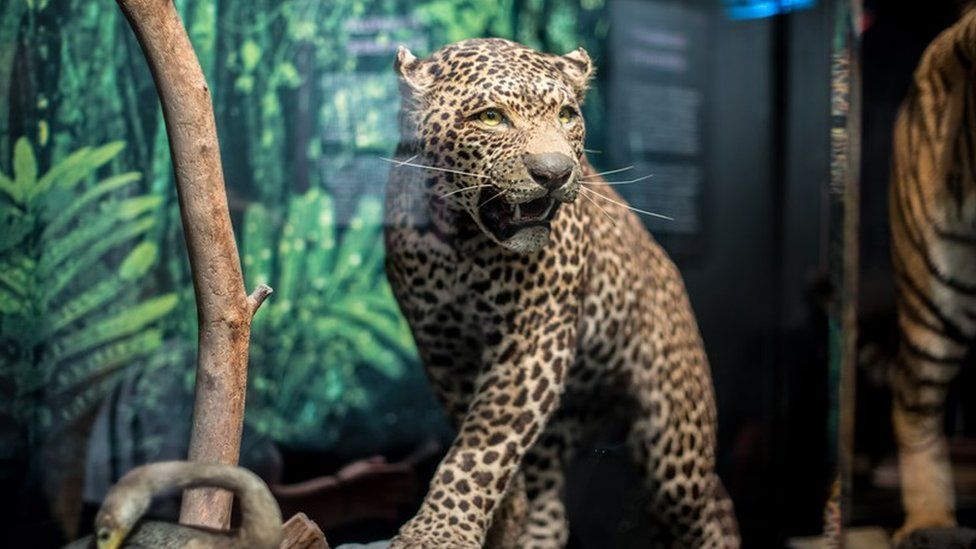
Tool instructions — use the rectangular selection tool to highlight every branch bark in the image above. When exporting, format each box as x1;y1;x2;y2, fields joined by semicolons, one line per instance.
115;0;271;530
280;513;331;549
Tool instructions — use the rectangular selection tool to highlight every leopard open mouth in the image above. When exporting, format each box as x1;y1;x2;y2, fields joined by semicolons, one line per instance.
478;191;560;240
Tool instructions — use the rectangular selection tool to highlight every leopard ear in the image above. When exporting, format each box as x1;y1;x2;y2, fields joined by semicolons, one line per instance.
395;46;432;95
559;47;593;99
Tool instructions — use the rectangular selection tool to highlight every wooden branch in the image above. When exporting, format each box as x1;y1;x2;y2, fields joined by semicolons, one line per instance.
280;513;331;549
115;0;271;530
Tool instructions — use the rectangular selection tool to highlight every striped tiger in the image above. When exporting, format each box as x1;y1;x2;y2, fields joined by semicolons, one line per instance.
889;6;976;540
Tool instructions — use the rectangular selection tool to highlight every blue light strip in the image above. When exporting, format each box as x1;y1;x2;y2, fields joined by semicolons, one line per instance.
724;0;817;20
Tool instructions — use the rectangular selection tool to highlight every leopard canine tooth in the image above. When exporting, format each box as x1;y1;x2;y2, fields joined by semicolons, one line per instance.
514;204;522;221
542;199;555;218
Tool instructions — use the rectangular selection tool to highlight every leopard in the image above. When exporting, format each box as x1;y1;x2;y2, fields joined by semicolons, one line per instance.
383;38;739;548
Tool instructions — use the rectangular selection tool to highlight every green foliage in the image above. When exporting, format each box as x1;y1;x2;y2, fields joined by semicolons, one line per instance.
1;0;604;452
242;188;417;448
414;0;515;43
0;138;176;434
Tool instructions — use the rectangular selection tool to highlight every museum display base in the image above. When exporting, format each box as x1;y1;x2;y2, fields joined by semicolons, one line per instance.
896;527;976;549
787;526;889;548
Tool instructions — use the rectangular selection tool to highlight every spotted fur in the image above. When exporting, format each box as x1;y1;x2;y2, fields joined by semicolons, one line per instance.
384;38;739;548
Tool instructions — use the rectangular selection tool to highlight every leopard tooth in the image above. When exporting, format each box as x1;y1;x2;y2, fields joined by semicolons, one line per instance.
542;199;554;218
514;204;521;221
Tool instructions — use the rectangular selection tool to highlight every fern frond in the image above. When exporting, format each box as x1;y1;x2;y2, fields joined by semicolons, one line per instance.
279;189;334;305
304;191;337;291
0;263;28;299
50;294;177;362
345;231;385;295
29;145;92;202
41;211;130;272
242;203;275;290
47;372;122;433
118;242;158;281
49;278;125;333
342;325;404;379
43;216;156;297
43;172;141;237
50;329;164;392
34;141;124;199
0;172;19;203
0;207;32;254
331;296;415;354
12;138;37;203
0;286;22;314
112;195;162;219
313;316;404;378
328;196;383;294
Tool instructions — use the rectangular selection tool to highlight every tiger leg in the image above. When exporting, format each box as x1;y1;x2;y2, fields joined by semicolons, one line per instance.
891;294;966;540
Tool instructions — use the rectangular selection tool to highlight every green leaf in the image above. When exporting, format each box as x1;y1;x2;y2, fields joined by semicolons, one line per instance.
242;203;275;290
35;141;125;200
241;40;262;71
332;295;416;354
0;286;22;314
0;207;31;254
51;329;164;392
328;196;383;294
313;317;403;379
12;137;36;199
45;216;153;301
43;172;141;237
0;260;28;299
274;62;302;88
30;146;91;201
41;214;155;282
277;189;323;304
51;294;177;362
49;271;147;334
119;242;158;281
114;195;163;219
0;171;19;203
304;191;337;291
47;373;124;432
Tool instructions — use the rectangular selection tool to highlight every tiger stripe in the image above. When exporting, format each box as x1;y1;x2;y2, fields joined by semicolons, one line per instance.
888;7;976;541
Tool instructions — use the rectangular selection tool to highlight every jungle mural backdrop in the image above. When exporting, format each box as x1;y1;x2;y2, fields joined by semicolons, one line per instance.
0;0;609;539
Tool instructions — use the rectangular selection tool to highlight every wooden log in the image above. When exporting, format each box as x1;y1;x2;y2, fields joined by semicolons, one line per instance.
280;513;331;549
113;0;272;530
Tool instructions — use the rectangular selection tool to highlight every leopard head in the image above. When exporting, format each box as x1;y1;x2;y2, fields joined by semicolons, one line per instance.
395;38;592;254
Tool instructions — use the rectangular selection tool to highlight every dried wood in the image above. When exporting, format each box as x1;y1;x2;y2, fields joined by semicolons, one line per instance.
280;513;331;549
114;0;272;530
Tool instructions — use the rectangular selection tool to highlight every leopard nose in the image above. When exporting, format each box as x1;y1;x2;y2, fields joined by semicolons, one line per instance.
523;153;574;191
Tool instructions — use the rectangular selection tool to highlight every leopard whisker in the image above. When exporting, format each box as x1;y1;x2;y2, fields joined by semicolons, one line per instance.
581;173;655;186
379;156;491;179
479;188;508;207
582;166;634;179
580;187;673;221
579;190;617;226
440;184;495;199
583;148;601;154
390;153;419;167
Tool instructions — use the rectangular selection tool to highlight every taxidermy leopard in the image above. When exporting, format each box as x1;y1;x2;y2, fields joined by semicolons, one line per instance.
384;38;739;548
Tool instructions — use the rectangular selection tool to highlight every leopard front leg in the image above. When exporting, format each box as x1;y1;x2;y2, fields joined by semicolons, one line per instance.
391;312;577;548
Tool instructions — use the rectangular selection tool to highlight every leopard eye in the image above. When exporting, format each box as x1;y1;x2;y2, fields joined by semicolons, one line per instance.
558;106;577;125
478;108;504;127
